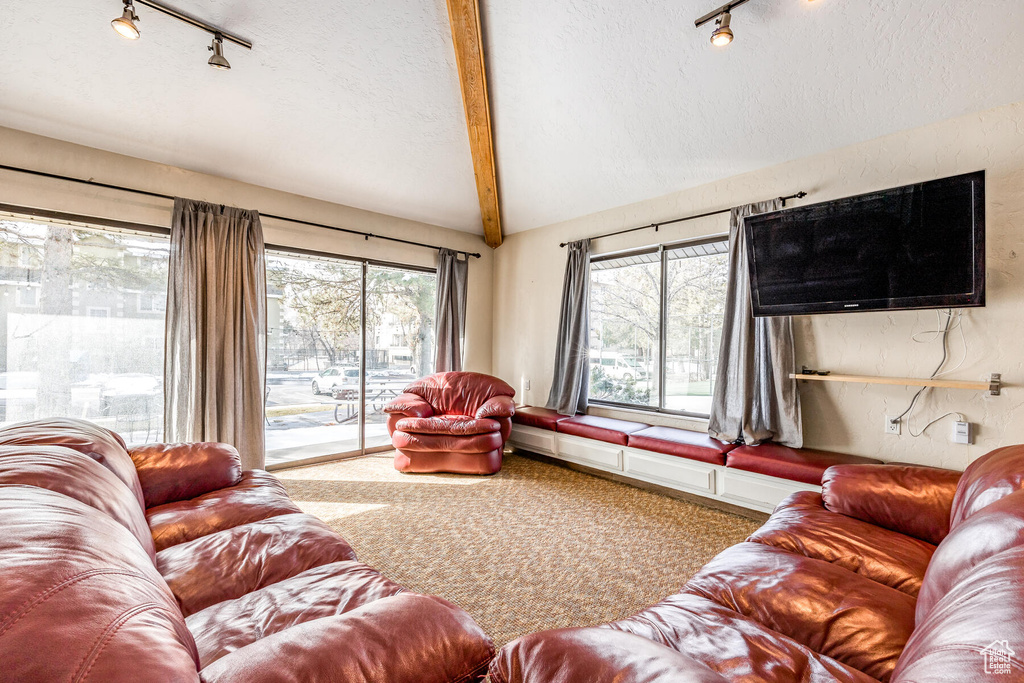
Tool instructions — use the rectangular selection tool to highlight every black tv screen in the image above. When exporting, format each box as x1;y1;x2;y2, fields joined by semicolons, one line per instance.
744;171;985;317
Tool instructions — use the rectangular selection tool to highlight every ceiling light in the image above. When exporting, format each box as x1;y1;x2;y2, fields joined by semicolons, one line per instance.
207;34;231;70
710;12;734;47
111;1;140;40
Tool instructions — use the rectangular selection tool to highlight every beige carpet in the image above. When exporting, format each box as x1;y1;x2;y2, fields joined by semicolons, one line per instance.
276;451;760;647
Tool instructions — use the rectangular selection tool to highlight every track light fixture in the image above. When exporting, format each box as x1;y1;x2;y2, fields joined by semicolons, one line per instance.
695;0;751;48
109;0;252;69
696;0;818;48
207;34;230;70
110;1;141;40
710;12;733;47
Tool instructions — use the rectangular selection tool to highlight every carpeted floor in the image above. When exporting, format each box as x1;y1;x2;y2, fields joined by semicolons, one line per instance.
276;451;761;647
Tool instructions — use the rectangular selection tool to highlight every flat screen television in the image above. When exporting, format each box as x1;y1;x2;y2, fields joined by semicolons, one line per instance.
744;171;985;317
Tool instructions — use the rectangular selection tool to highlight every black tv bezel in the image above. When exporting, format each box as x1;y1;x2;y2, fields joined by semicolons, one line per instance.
744;171;986;317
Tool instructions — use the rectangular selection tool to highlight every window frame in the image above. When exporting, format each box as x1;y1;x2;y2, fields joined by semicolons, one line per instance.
588;233;729;420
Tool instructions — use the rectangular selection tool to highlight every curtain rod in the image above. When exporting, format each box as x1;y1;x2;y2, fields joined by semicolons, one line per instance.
0;163;482;259
558;192;807;248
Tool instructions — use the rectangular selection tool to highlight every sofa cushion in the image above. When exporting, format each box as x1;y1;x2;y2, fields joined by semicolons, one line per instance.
627;427;734;465
604;593;878;683
556;415;649;446
402;371;515;416
893;545;1024;682
949;444;1024;528
916;488;1024;623
146;470;302;551
0;486;201;683
683;543;916;681
748;491;935;597
726;442;883;486
392;429;504;453
395;415;502;435
187;560;404;668
198;593;495;683
129;442;243;509
822;464;961;545
0;417;145;508
0;445;157;561
156;513;358;616
512;406;574;431
490;628;731;683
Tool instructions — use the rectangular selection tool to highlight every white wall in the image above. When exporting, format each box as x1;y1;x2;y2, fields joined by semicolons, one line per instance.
493;101;1024;471
0;126;493;374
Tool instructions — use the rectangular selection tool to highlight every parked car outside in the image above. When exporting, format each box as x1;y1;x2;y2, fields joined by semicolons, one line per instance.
311;367;358;395
589;354;648;381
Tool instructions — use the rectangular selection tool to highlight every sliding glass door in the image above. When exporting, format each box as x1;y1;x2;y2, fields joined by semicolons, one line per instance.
264;252;363;466
364;264;436;450
264;251;437;466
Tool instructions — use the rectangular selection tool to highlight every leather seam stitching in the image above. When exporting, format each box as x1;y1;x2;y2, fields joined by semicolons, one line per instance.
72;602;167;682
0;568;164;638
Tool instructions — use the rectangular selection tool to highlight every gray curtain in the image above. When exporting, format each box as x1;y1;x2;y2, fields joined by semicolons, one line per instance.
708;200;802;447
434;248;468;372
164;198;267;470
546;239;591;416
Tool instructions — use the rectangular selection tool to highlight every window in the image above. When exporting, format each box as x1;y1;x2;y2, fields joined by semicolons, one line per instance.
264;252;436;465
589;238;729;418
0;217;169;442
137;291;165;313
15;287;38;308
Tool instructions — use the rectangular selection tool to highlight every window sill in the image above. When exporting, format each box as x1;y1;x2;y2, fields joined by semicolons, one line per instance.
587;402;710;428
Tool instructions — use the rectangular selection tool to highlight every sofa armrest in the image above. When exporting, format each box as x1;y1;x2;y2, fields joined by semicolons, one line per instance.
489;628;729;683
199;594;493;683
822;464;962;545
476;395;516;419
383;393;435;418
129;442;242;509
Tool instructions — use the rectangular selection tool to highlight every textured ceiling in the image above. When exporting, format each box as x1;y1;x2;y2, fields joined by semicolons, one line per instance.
0;0;483;232
2;1;1024;235
483;0;1024;231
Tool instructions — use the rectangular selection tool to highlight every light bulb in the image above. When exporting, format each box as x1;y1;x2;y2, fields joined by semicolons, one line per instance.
111;5;140;40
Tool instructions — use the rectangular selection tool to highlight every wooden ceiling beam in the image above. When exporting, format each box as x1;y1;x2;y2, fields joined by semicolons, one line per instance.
446;0;502;248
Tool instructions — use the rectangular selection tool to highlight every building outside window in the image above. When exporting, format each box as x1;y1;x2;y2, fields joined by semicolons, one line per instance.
0;217;169;442
589;238;729;418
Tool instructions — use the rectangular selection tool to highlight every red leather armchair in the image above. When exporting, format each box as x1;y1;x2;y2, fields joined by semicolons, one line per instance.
384;372;516;475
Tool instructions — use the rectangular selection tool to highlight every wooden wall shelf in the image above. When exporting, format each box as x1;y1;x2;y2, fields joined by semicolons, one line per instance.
790;373;1003;396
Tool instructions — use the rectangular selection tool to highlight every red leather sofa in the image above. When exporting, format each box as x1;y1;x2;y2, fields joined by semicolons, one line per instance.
385;372;516;475
0;418;494;683
490;444;1024;682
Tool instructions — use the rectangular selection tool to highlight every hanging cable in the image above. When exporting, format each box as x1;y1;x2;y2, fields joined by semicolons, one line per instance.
890;308;972;437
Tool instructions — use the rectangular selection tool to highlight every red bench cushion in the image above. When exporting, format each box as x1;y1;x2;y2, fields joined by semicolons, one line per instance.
727;442;883;486
512;406;574;430
627;427;735;466
556;415;649;446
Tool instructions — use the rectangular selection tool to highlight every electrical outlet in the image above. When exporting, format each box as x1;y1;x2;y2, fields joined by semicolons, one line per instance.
885;416;901;435
953;421;973;444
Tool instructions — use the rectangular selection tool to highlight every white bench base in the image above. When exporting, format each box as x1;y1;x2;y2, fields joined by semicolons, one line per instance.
509;424;819;515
